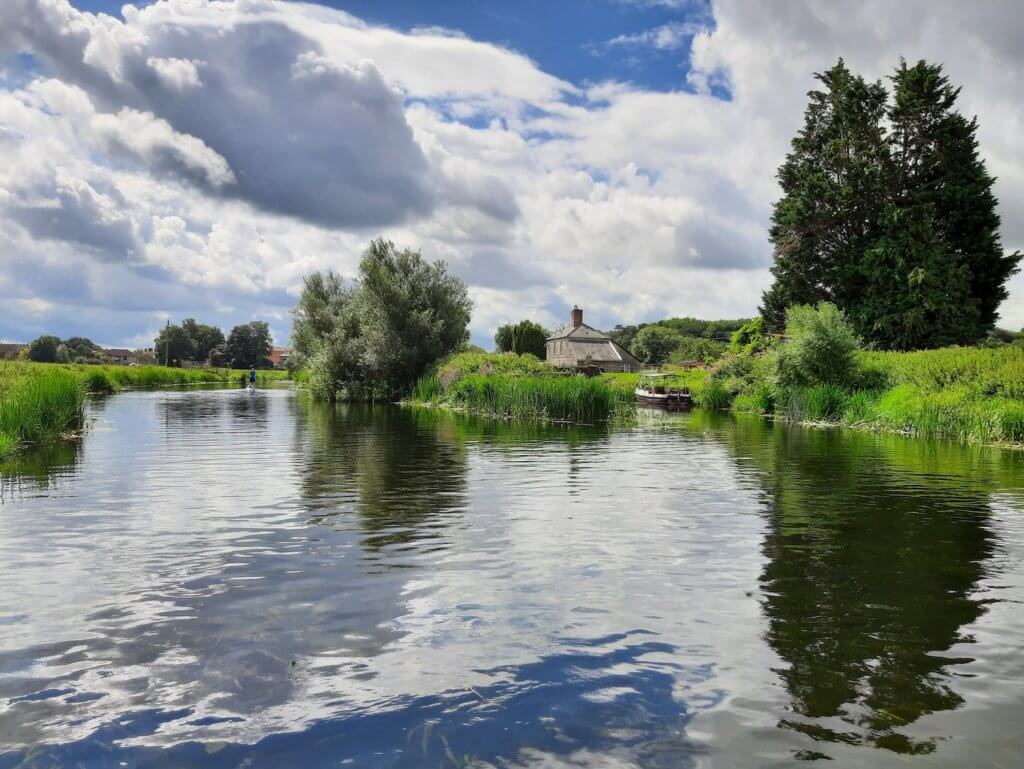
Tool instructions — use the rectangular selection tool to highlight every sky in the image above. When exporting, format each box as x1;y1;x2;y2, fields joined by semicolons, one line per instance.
1;0;1023;350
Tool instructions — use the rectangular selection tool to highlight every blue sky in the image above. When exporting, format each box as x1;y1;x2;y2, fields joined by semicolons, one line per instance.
72;0;716;94
1;0;1023;349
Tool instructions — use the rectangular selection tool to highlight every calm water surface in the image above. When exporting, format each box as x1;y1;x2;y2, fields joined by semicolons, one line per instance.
1;387;1023;768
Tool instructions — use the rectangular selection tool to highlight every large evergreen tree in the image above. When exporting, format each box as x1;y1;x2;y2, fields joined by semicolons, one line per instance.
762;58;1020;349
762;60;889;331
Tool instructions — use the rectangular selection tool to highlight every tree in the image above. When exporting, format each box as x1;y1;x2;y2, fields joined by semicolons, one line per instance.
27;335;62;363
292;238;472;402
154;324;193;367
494;320;548;358
181;318;225;363
729;317;768;354
774;303;860;390
667;336;727;364
889;60;1019;333
762;58;1019;348
63;336;103;362
226;321;273;369
630;325;685;365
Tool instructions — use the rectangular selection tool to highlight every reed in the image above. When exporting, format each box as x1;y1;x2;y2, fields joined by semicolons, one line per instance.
0;369;84;456
439;373;619;423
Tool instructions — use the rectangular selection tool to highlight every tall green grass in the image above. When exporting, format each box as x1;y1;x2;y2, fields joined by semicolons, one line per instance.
443;374;618;423
0;369;84;456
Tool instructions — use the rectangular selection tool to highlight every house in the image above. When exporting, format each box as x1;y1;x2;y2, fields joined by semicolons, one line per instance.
0;343;25;360
546;306;640;373
269;346;292;369
104;348;136;366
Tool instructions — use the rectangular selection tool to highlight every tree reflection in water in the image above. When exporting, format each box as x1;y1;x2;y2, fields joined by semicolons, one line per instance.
693;413;1017;757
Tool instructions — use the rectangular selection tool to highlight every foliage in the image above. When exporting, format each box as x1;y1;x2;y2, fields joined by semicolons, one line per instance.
630;325;685;364
774;303;861;390
63;337;104;363
181;318;225;362
154;323;193;366
696;378;730;410
28;335;62;363
0;366;84;456
609;317;749;352
667;336;726;364
226;321;273;369
439;373;619;423
494;319;549;359
293;238;472;402
763;58;1020;348
729;317;768;354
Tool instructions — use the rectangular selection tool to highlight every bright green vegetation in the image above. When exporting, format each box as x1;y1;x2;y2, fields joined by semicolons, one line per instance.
700;305;1024;445
292;238;471;403
609;316;748;366
494;319;548;359
409;352;629;423
0;365;84;457
0;362;289;456
762;58;1020;348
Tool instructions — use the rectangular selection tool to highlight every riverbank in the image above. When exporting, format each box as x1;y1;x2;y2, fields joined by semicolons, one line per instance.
407;347;1024;447
408;352;632;423
0;362;289;456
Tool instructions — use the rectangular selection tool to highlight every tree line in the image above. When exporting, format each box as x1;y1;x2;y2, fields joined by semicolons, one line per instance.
153;319;273;368
20;319;274;368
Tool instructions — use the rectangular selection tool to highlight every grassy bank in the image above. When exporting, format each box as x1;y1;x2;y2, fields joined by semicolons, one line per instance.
0;362;289;457
711;345;1024;446
408;352;630;423
0;365;85;457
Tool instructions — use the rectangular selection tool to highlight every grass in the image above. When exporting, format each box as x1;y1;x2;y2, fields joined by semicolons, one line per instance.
0;365;85;457
715;345;1024;446
441;374;619;423
408;352;627;424
0;361;291;457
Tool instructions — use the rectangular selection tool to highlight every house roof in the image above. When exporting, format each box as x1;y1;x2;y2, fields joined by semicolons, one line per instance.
0;343;25;358
546;323;609;341
104;348;133;357
560;338;639;365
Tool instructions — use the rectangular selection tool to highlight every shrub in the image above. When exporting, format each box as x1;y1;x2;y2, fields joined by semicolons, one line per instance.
775;303;861;390
443;374;618;423
696;378;731;410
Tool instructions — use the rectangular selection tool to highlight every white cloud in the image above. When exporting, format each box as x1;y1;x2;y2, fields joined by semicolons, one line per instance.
607;22;703;51
0;0;1023;349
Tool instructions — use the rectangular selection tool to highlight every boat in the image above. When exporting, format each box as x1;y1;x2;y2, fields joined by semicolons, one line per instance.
634;372;693;411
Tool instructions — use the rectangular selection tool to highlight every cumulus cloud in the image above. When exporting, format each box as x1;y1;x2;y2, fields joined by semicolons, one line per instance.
1;0;1023;349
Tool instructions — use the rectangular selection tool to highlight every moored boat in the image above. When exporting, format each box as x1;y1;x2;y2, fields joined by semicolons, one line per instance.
634;372;693;411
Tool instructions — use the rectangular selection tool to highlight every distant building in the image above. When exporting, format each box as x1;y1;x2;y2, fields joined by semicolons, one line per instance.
269;346;292;369
104;348;136;366
0;343;25;360
546;306;640;373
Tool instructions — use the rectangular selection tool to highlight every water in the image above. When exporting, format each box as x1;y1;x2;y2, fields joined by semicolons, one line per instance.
1;387;1023;768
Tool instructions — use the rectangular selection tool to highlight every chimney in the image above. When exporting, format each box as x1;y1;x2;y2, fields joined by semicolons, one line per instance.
571;305;583;328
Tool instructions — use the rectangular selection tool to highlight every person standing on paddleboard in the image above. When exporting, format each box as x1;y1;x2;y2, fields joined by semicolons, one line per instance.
249;366;257;386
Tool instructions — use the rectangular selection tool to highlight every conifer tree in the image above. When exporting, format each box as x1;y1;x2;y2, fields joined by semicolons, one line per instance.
762;58;1020;349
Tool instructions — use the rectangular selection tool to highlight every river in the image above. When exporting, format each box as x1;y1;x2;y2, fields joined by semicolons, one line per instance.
1;386;1023;768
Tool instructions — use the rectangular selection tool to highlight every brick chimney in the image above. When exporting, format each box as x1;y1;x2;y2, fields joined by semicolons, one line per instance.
571;305;583;328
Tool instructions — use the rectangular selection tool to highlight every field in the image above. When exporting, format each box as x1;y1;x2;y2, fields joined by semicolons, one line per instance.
0;361;290;456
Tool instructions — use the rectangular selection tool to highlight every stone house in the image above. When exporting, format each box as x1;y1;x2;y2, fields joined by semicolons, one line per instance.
546;306;640;373
104;348;136;365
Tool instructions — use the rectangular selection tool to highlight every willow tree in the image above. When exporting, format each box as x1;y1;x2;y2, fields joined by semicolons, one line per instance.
291;239;472;402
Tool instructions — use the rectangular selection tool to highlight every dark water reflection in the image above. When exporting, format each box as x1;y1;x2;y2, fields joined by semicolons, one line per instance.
1;390;1022;767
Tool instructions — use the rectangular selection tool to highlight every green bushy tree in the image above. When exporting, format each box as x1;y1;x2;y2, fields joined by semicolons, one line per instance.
775;303;861;390
226;321;273;369
630;325;684;365
181;318;225;363
494;319;548;358
28;335;62;363
292;238;472;402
